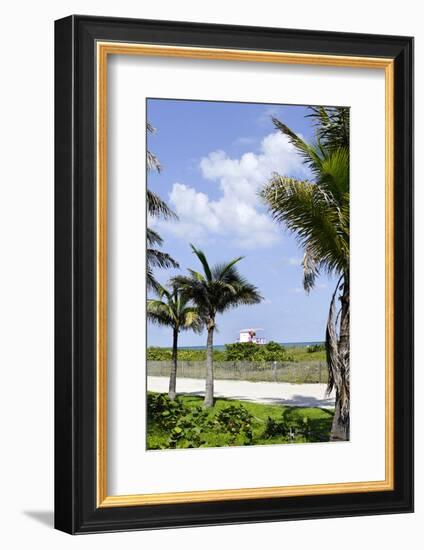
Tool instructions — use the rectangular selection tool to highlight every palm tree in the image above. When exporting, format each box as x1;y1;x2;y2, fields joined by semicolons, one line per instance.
261;108;350;440
172;245;262;407
146;122;179;290
147;283;202;400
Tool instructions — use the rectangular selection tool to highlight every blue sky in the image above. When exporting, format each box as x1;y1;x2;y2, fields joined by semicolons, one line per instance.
147;99;337;347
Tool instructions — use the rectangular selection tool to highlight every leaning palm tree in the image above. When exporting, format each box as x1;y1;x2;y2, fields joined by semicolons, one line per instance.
147;283;202;400
172;245;262;407
261;108;350;440
146;122;179;290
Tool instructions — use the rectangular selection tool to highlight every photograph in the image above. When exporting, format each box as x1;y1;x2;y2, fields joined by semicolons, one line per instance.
52;13;413;535
146;98;350;450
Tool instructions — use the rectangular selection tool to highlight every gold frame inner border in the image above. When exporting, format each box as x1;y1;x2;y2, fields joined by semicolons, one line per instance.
96;42;395;508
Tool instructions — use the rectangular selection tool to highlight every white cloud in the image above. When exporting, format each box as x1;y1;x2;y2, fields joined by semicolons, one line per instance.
158;131;308;249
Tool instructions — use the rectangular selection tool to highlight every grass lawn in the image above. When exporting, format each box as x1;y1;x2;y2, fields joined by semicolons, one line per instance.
287;346;326;362
147;392;334;450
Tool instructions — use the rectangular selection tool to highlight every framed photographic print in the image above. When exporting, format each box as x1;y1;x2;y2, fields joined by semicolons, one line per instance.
54;15;414;534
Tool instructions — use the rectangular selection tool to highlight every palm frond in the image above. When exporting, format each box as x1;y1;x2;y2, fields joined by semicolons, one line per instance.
146;122;156;134
181;308;203;333
316;147;349;203
223;281;262;308
306;106;350;150
147;122;162;173
153;282;172;301
211;257;244;281
147;190;177;220
147;151;162;173
302;245;319;293
271;117;324;174
187;269;206;283
172;247;262;320
147;248;179;270
261;175;348;276
171;275;211;313
147;284;203;333
190;244;212;282
147;227;163;247
147;299;176;326
147;267;160;292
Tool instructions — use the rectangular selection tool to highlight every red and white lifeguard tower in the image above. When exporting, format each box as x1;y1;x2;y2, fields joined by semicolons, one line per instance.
238;328;266;345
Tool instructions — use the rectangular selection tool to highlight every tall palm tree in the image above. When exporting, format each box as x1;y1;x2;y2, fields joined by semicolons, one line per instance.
172;245;262;407
146;122;179;290
261;108;350;440
147;283;203;400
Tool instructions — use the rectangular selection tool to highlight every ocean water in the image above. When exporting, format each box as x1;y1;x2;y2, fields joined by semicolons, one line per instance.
178;341;324;351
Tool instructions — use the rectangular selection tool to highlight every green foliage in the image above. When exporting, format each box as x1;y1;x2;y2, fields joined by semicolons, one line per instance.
261;108;351;439
147;393;334;449
147;347;173;360
167;407;211;449
223;341;294;362
147;284;202;333
306;106;350;151
147;393;211;449
262;111;349;284
147;393;187;429
213;404;254;445
263;409;319;442
147;346;225;361
287;346;326;362
306;343;325;353
148;394;258;448
147;344;325;363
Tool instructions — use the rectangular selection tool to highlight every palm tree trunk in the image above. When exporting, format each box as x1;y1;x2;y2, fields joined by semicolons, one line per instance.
330;397;349;441
168;328;178;400
204;323;214;408
328;278;350;441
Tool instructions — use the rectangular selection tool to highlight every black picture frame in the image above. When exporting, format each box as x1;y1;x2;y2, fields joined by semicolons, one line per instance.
55;15;414;534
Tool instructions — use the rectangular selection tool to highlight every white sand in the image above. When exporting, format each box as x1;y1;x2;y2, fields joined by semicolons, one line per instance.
147;376;335;409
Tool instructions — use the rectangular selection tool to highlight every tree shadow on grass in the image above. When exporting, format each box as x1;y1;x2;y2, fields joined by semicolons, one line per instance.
213;394;335;409
175;391;334;409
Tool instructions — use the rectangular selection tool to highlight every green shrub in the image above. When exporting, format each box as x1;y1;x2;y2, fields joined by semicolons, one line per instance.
167;407;211;448
263;409;312;441
214;404;254;445
148;397;256;448
146;342;298;362
306;343;325;353
147;393;187;429
224;341;294;362
147;393;211;448
146;346;226;361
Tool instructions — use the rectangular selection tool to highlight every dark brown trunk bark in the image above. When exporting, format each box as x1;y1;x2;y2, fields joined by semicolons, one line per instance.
330;397;349;441
168;328;178;400
330;277;350;441
204;323;214;408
